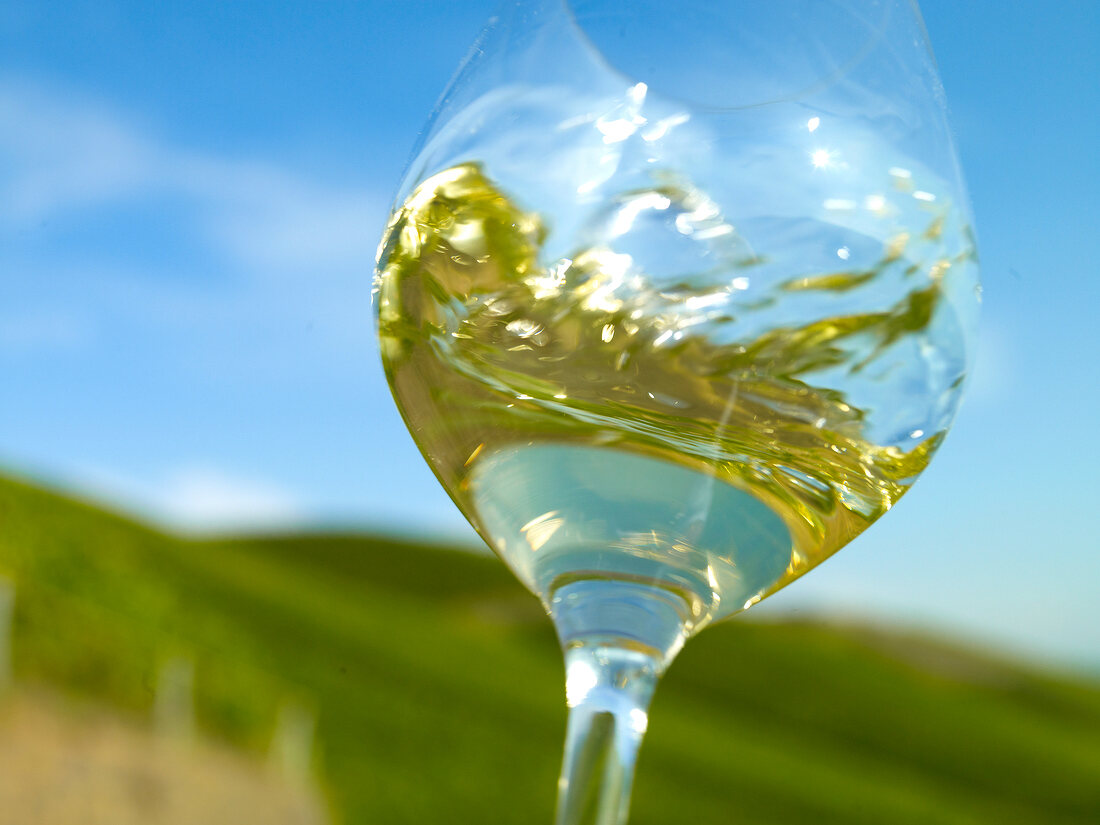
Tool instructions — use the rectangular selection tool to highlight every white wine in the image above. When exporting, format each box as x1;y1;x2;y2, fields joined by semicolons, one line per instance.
376;162;969;649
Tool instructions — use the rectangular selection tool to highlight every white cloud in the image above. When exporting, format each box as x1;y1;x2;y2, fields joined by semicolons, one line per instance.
158;466;305;531
0;75;386;372
73;463;306;533
0;76;384;274
0;79;160;221
205;176;380;271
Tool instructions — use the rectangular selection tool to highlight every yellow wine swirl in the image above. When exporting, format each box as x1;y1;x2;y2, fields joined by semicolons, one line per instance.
376;162;970;632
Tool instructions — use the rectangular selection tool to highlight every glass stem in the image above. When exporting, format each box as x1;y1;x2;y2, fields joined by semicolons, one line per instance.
549;579;689;825
554;644;660;825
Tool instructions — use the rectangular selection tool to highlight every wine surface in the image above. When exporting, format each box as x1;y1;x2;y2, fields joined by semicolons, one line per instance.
376;163;969;636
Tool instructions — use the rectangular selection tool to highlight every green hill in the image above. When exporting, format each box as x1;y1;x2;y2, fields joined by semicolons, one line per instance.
1;473;1098;824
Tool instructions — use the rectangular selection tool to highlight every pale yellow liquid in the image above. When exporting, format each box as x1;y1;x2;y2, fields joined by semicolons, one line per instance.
376;163;963;634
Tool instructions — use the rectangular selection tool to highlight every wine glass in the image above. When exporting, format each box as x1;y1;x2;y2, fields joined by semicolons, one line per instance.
373;1;979;822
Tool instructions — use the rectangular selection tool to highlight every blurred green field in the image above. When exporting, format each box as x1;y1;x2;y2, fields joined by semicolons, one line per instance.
1;472;1098;824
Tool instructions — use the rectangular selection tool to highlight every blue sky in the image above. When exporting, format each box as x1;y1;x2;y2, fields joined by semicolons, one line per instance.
1;1;1097;671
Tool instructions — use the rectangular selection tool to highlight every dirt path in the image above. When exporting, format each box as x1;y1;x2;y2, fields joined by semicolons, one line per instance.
0;690;328;825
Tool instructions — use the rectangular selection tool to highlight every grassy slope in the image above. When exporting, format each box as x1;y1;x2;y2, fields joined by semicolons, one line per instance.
0;474;1098;824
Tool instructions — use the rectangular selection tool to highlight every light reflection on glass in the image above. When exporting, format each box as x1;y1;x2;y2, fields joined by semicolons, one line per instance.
641;112;689;142
811;148;834;169
565;657;599;708
865;194;887;213
520;509;565;552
